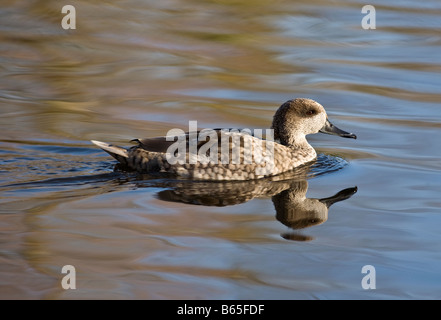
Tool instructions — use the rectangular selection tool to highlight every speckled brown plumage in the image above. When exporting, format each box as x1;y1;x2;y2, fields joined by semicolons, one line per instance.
92;98;356;180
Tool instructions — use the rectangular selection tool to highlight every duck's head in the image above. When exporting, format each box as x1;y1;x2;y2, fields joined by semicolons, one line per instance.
271;98;356;146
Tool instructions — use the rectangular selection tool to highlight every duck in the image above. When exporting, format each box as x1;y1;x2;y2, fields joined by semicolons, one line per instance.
91;98;356;180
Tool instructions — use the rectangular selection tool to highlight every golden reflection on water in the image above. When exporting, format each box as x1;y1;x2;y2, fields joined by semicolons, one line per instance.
8;167;355;299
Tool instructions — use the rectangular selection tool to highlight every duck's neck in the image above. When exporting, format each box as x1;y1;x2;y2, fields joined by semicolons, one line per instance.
272;124;317;159
280;134;317;159
280;134;310;149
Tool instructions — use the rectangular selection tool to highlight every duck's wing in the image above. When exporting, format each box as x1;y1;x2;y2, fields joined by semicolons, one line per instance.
132;129;255;153
131;136;176;153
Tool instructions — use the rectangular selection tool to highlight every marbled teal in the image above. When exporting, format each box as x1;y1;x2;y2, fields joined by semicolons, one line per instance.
92;98;356;180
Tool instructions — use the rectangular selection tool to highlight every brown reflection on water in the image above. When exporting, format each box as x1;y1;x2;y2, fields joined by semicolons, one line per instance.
154;173;357;241
5;168;356;299
2;0;319;143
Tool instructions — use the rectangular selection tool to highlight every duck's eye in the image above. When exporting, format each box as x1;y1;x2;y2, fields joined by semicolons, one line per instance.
306;109;316;116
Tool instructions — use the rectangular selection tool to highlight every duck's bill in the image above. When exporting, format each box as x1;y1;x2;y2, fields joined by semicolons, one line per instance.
319;119;357;139
319;186;358;208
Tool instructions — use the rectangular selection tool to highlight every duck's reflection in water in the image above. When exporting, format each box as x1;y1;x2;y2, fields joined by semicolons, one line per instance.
273;182;357;241
8;155;355;241
147;169;357;241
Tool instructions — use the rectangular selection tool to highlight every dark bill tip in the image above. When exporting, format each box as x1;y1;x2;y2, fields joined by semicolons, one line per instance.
319;119;357;139
319;186;358;208
341;132;357;139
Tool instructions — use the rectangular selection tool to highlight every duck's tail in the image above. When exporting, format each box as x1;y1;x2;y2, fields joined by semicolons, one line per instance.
91;140;129;166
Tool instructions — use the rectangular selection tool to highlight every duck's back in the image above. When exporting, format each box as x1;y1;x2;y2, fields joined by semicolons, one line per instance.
124;131;316;180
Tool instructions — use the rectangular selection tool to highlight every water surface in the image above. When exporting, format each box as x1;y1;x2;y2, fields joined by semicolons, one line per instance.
1;0;441;299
